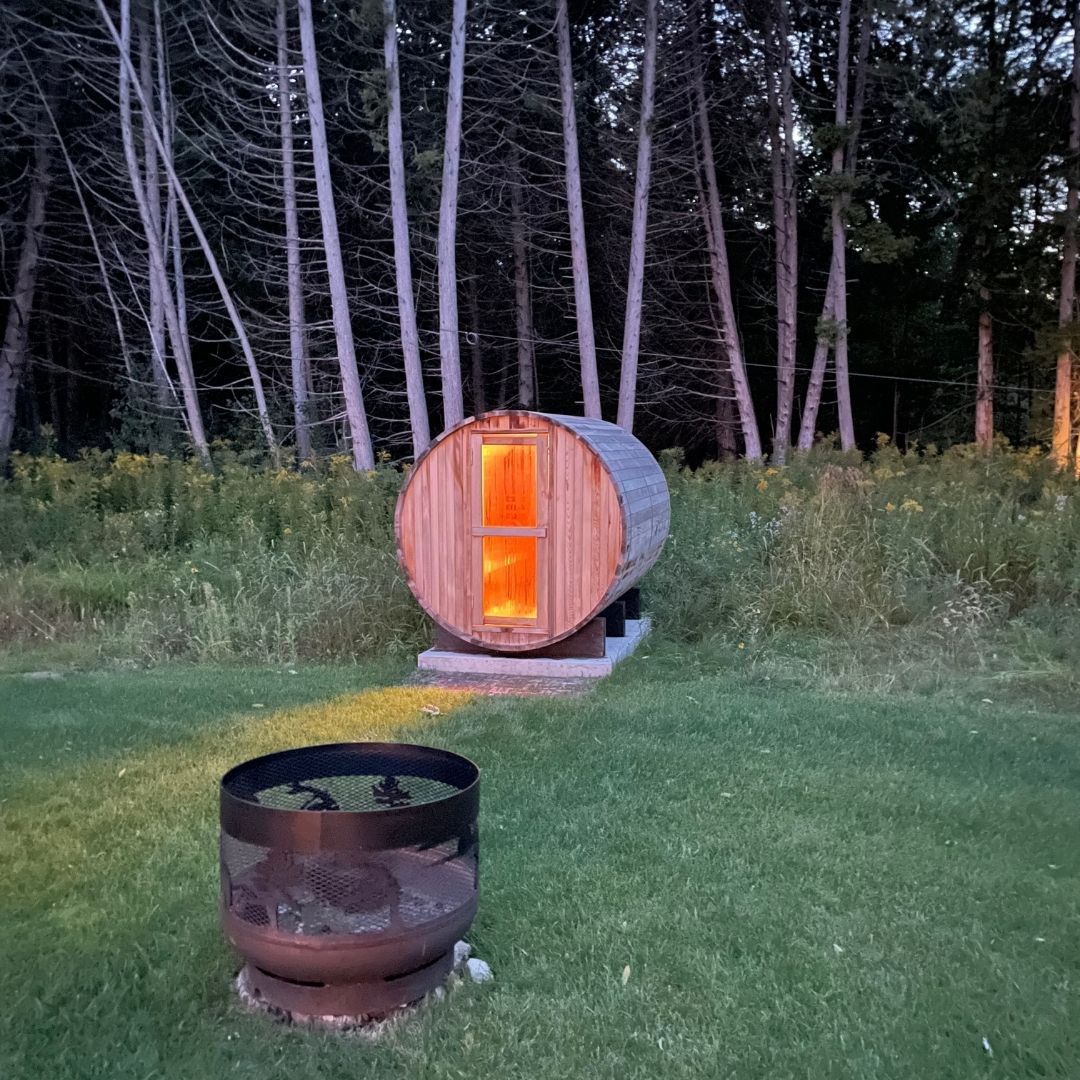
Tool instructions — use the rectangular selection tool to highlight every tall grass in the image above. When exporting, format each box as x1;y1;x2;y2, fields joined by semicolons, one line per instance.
0;448;424;661
1;440;1077;664
649;438;1079;640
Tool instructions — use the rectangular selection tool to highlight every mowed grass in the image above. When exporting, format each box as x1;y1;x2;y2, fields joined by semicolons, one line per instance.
1;647;1078;1080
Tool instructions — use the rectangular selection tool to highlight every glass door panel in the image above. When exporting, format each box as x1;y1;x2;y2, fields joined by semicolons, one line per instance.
481;535;538;619
481;443;537;527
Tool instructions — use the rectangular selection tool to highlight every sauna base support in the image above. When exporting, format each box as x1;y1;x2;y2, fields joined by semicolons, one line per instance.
417;618;652;679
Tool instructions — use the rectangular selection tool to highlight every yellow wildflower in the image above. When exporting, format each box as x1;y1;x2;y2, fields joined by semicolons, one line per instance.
885;501;896;512
900;498;923;513
737;642;746;650
756;479;769;492
765;467;779;477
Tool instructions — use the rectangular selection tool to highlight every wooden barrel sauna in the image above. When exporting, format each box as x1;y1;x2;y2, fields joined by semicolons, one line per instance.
395;411;670;653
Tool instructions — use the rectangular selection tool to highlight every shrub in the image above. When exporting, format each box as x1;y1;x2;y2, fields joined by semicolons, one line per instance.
648;440;1079;641
0;449;425;660
0;441;1077;663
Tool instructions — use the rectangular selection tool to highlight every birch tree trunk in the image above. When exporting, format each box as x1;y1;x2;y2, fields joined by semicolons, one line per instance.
114;0;209;465
691;22;762;460
976;288;994;451
767;0;798;462
509;143;535;408
277;0;313;463
139;14;170;409
796;273;836;450
103;0;280;461
384;0;431;454
616;0;658;433
295;0;374;470
437;0;468;431
154;0;193;396
1052;5;1079;470
830;0;856;450
798;0;870;451
0;131;49;467
556;0;602;419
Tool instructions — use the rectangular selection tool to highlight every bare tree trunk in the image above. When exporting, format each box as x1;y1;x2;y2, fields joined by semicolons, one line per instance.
45;320;60;439
767;0;798;462
796;273;837;450
0;131;49;467
691;19;762;460
24;53;135;387
976;287;994;451
155;0;192;396
798;0;870;451
616;0;658;433
694;154;739;460
113;0;209;465
509;143;535;408
466;265;485;415
384;0;431;454
1053;5;1079;470
139;14;170;409
715;350;738;460
26;354;41;442
277;0;313;463
556;0;602;418
295;0;374;470
495;354;512;410
103;0;281;461
437;0;468;431
830;0;856;450
63;335;76;443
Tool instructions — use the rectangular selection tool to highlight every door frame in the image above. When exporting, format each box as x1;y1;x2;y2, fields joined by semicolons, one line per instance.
467;429;550;636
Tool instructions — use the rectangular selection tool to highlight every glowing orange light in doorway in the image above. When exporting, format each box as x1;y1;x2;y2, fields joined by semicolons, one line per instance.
481;442;538;619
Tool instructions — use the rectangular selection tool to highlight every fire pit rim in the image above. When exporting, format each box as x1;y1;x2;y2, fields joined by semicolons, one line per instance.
220;740;480;854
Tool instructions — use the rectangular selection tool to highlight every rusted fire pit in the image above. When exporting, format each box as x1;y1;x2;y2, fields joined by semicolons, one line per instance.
220;742;479;1019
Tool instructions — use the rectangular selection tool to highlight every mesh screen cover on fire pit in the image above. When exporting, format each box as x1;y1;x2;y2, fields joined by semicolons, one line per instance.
219;742;479;1018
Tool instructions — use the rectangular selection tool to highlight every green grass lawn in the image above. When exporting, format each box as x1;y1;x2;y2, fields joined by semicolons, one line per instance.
2;643;1078;1079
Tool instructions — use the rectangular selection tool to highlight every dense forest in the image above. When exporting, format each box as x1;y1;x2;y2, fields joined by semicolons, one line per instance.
1;0;1078;468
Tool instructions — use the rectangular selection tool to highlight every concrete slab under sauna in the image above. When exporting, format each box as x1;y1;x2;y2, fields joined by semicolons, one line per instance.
417;617;651;679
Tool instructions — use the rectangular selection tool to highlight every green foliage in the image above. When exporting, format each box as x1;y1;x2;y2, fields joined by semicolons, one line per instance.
411;147;443;175
108;370;179;456
815;314;843;345
1;445;1078;665
810;121;849;155
648;440;1080;642
848;219;916;265
0;450;425;662
811;172;858;202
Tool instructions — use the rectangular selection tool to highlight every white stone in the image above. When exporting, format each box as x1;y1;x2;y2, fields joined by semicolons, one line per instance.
466;958;493;983
453;940;472;968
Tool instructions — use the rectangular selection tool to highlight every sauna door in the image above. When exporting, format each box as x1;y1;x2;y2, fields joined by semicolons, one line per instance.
469;431;549;635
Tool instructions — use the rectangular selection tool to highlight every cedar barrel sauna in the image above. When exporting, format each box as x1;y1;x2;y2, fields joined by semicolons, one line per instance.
395;411;670;653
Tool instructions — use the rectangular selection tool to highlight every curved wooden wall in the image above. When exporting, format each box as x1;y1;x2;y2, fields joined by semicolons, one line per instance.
395;411;669;652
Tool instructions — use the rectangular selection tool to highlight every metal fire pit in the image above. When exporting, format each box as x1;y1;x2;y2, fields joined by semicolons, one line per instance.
220;742;479;1018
